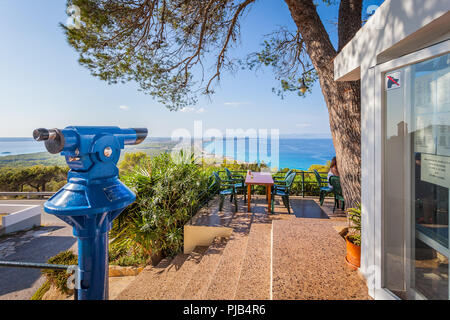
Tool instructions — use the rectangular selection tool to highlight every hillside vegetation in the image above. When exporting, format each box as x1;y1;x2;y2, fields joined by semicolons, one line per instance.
0;138;176;168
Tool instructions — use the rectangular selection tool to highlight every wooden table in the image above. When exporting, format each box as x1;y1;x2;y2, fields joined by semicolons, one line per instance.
245;172;274;213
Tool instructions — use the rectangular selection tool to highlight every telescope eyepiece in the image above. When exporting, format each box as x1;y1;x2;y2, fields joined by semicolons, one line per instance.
33;128;65;154
33;128;59;142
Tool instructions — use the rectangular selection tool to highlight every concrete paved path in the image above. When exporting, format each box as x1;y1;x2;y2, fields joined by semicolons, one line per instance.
0;200;76;300
118;196;369;300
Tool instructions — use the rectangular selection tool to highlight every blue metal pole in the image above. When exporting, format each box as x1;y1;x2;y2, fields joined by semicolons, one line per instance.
77;229;109;300
73;212;110;300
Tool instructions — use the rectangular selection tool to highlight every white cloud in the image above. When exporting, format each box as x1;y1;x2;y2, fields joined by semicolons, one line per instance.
180;107;205;114
180;107;195;113
224;102;251;107
119;105;130;111
296;123;312;128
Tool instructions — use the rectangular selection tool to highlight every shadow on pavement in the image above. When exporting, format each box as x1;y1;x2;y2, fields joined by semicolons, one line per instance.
0;226;76;297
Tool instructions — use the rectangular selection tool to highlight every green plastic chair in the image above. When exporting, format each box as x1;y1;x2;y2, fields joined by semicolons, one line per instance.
202;174;219;207
313;169;333;206
329;176;345;213
273;169;293;185
224;168;246;203
213;171;238;212
271;172;296;214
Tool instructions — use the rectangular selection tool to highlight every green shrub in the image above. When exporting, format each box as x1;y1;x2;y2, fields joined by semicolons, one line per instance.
108;245;148;267
42;250;77;295
119;152;148;173
111;152;212;258
219;160;269;172
30;280;51;300
347;204;361;246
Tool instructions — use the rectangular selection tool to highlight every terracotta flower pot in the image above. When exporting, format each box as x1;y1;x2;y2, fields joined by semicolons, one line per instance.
345;235;361;270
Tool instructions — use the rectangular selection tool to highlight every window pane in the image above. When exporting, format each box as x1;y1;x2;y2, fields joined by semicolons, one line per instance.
412;53;449;300
384;53;450;300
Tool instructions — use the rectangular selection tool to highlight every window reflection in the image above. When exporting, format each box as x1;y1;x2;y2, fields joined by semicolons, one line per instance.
384;53;449;300
412;54;450;300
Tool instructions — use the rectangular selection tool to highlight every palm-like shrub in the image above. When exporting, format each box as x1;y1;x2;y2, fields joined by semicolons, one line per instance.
110;152;213;260
347;204;361;246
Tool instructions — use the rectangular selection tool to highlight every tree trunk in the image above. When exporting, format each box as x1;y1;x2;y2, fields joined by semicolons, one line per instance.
284;0;362;207
338;0;363;52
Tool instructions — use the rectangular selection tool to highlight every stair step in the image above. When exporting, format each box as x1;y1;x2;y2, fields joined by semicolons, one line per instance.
203;211;253;300
234;222;272;300
159;246;208;299
115;257;174;300
180;237;228;299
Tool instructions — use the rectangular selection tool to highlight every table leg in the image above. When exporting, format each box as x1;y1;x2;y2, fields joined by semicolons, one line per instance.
247;184;251;212
267;186;271;214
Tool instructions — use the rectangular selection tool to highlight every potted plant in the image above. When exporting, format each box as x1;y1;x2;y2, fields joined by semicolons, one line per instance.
345;204;361;270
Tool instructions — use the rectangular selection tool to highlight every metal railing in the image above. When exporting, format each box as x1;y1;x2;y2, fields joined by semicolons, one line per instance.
217;169;329;197
294;170;330;197
0;191;55;199
0;260;78;300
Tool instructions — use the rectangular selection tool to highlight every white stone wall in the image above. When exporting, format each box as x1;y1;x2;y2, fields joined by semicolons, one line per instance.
0;204;41;234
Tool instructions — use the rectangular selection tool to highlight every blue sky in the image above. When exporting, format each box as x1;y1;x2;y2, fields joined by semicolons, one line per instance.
0;0;383;138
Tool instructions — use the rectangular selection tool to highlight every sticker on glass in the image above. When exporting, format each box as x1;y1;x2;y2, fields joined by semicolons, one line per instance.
386;71;401;90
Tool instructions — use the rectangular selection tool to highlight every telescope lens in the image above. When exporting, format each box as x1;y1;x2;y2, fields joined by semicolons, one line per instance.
33;128;50;141
133;128;148;145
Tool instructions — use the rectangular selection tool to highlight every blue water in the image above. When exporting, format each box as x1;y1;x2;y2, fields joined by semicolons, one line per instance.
203;138;335;170
0;137;336;170
0;138;46;156
0;137;153;157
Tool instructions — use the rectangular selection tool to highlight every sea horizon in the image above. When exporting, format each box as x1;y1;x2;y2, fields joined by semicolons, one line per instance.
0;137;335;170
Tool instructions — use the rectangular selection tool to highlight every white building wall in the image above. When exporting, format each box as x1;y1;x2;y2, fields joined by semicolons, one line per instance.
334;0;450;81
334;0;450;300
360;63;376;298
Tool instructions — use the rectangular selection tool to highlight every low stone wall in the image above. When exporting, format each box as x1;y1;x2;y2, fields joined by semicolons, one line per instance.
0;204;41;235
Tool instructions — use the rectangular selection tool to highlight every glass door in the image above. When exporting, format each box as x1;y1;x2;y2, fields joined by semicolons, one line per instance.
383;52;450;300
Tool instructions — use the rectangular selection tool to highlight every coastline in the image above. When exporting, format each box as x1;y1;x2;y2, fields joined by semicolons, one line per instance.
0;138;334;171
201;138;335;170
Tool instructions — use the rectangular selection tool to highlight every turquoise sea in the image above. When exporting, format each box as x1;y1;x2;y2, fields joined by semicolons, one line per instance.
0;138;45;156
0;137;336;171
203;138;335;170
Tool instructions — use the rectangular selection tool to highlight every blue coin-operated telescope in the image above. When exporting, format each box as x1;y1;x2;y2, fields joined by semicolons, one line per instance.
33;126;147;300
